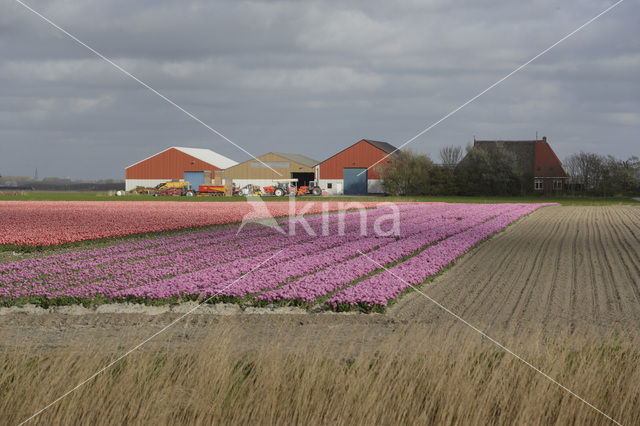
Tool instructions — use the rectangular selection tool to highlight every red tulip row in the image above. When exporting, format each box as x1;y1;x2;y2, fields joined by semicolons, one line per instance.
0;200;381;246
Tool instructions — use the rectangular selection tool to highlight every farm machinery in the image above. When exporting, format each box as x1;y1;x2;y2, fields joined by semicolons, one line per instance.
149;181;238;197
152;181;195;197
261;179;322;197
296;180;323;196
131;186;154;195
147;178;323;197
233;184;263;197
197;184;262;196
197;185;228;196
261;179;296;197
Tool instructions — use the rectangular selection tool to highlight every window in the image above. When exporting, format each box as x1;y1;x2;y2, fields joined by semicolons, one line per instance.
327;183;332;189
534;179;544;190
553;179;562;190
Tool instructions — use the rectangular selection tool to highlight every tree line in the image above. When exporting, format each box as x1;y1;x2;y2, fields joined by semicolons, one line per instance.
380;145;639;196
564;152;639;196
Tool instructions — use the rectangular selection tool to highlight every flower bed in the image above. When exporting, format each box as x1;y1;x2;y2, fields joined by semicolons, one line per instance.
0;203;552;310
0;200;380;246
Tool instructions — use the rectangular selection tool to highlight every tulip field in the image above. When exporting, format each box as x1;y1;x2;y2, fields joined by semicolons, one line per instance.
0;202;551;311
0;200;380;247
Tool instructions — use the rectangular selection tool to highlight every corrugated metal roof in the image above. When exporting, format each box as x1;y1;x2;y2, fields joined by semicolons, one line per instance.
174;147;238;169
271;152;319;168
315;139;399;167
126;147;238;169
363;140;399;155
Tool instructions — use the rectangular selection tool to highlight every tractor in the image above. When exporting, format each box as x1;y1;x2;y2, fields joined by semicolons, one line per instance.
262;179;298;197
295;180;323;196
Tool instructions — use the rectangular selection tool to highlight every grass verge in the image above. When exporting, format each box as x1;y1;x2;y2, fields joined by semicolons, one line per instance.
1;190;639;205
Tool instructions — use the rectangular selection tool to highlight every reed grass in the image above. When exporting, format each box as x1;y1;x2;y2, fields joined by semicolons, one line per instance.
0;325;636;425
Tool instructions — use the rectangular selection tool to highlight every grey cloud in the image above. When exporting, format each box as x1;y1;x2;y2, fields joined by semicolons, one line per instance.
0;0;637;179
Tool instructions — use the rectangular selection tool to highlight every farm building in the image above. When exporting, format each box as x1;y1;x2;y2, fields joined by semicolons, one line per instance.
214;152;318;188
473;137;569;192
125;147;238;191
316;139;398;195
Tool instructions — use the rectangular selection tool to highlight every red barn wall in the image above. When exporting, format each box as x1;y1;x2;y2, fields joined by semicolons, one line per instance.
318;140;393;180
126;148;222;179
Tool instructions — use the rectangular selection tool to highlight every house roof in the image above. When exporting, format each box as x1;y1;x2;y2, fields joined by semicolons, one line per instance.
126;147;238;170
473;140;537;173
270;152;319;168
473;139;568;177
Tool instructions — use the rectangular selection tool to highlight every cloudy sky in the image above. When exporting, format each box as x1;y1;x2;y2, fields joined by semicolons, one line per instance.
0;0;638;179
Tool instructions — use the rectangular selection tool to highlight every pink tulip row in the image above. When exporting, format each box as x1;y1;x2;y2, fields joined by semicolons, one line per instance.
326;204;549;308
0;200;381;246
0;202;405;277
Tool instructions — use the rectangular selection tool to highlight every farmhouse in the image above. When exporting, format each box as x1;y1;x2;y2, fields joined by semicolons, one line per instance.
214;152;318;188
473;137;569;192
125;147;238;191
316;139;398;195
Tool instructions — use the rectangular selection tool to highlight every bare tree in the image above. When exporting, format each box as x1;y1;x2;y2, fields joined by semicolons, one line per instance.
439;145;463;167
565;152;607;193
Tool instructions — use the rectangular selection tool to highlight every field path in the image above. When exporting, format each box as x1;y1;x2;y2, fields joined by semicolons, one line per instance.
390;206;640;341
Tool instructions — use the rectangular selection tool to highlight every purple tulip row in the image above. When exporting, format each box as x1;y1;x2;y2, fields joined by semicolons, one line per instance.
0;204;424;301
326;204;547;308
1;203;416;283
0;203;407;277
255;203;516;304
0;203;551;308
107;204;457;300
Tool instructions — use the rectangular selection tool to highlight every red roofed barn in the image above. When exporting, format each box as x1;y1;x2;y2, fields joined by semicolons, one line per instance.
315;139;398;195
125;147;237;191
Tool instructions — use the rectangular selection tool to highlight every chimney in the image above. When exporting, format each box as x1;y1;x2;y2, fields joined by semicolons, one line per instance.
542;136;547;142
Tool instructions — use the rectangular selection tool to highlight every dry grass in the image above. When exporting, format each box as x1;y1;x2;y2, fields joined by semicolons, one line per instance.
1;326;637;425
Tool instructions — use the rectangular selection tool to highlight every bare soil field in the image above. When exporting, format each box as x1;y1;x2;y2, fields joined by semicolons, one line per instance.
392;205;640;342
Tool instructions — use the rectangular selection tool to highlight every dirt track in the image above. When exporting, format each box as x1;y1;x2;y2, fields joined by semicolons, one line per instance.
2;206;640;353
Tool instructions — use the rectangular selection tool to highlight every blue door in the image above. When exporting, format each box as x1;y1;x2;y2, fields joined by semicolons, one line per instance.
183;171;204;189
343;168;367;195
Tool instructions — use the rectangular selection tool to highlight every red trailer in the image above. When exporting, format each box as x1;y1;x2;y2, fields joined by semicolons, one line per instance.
197;185;227;196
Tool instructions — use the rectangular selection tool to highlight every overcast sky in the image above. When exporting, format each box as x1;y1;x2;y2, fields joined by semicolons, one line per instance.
1;0;638;179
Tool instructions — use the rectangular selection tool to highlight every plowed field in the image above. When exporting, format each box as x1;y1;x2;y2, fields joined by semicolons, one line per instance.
392;205;640;341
